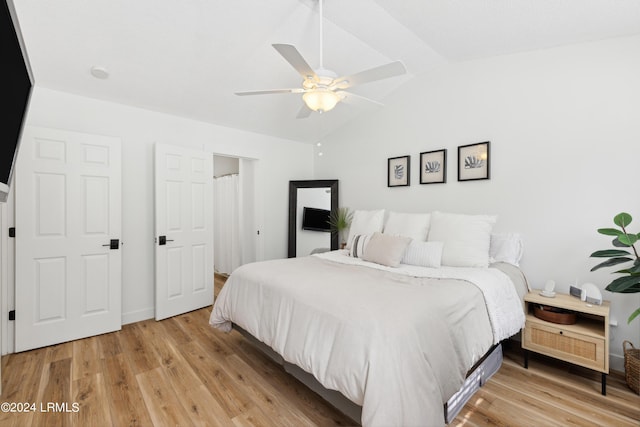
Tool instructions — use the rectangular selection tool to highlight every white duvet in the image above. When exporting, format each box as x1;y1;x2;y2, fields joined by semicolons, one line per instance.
210;251;525;426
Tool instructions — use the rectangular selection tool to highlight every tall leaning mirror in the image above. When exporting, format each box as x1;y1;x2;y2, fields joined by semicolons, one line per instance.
288;180;339;258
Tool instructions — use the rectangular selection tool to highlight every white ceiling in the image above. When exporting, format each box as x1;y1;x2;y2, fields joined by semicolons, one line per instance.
11;0;640;143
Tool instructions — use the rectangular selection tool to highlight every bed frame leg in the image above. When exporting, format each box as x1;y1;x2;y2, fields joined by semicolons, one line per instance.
523;349;528;369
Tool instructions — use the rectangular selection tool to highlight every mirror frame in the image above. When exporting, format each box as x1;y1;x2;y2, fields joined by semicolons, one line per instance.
288;179;339;258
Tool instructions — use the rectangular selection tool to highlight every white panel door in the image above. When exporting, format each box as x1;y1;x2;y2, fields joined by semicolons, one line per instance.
155;144;213;320
15;126;122;352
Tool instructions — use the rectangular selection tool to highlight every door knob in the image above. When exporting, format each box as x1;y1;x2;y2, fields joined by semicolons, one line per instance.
158;235;174;246
102;239;120;250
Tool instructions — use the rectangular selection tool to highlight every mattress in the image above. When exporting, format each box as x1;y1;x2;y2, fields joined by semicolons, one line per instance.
210;251;525;426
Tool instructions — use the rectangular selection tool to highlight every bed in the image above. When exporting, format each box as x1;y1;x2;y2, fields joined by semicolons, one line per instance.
210;211;528;426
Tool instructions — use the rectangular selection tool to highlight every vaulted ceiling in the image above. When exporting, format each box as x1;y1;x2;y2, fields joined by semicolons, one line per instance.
11;0;640;142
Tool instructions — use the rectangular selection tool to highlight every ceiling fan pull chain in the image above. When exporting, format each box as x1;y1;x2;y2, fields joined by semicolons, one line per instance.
319;0;324;70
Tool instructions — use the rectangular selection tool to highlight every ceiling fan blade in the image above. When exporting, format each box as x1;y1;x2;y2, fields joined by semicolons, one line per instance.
332;61;406;89
235;88;304;96
336;91;383;107
272;44;317;81
296;104;312;119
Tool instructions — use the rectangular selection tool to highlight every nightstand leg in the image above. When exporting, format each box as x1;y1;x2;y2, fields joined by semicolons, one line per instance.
601;373;606;396
524;349;528;369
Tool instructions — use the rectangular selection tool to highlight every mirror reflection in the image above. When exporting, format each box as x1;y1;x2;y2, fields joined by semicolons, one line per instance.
288;180;338;258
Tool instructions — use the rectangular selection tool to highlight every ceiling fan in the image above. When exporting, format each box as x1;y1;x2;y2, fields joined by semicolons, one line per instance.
235;0;407;118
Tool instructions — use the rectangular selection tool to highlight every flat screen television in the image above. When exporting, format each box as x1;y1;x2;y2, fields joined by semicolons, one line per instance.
302;207;331;232
1;0;33;202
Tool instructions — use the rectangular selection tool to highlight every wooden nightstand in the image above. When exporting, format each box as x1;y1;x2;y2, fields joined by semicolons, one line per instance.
522;292;610;395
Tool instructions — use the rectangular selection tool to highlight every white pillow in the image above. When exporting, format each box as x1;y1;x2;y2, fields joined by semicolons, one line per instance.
402;240;443;268
362;232;411;268
383;212;431;241
346;209;385;249
489;233;523;266
427;211;497;267
349;234;371;258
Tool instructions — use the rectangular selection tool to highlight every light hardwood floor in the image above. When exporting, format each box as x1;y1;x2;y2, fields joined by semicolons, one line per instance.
0;275;638;426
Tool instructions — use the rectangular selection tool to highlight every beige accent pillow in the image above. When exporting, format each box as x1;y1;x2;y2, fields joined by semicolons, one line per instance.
362;232;411;267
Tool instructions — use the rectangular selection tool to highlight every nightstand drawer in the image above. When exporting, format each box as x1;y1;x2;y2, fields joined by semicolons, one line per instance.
523;320;606;372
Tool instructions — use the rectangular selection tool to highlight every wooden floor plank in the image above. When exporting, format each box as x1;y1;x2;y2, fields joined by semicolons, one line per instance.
96;330;123;359
101;353;155;427
136;366;193;427
0;347;47;402
71;373;112;426
224;353;317;426
158;315;193;347
232;405;276;427
493;361;639;424
178;383;231;427
478;379;603;427
35;358;73;427
118;321;161;375
177;339;254;419
0;348;47;427
44;341;73;364
71;336;100;381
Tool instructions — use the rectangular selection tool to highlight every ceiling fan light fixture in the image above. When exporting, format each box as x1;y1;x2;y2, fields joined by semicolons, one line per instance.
303;89;339;112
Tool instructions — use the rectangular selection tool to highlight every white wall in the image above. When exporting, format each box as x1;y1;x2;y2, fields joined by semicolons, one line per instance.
315;35;640;371
5;87;314;340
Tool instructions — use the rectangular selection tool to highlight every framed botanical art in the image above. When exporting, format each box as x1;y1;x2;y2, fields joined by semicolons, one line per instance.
420;149;447;184
458;141;490;181
387;155;410;187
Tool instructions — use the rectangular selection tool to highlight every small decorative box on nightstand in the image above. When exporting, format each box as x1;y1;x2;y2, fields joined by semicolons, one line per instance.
522;292;610;395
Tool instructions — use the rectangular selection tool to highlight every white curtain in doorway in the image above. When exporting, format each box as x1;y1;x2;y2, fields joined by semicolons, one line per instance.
214;174;242;274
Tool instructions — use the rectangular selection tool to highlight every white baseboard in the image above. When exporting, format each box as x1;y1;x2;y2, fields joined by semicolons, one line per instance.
121;307;154;325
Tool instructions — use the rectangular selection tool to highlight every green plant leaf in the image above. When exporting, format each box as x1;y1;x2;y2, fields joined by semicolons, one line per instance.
615;283;640;293
628;307;640;324
589;249;630;258
328;207;353;233
614;212;632;228
626;283;640;291
618;233;638;246
612;237;631;247
598;228;623;237
615;265;640;274
605;275;640;293
611;286;640;294
590;257;633;271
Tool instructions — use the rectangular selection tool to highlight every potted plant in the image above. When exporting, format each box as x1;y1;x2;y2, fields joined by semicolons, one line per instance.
328;207;353;249
590;212;639;394
590;212;640;324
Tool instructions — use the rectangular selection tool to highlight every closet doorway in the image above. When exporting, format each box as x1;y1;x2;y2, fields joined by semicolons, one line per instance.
213;155;256;276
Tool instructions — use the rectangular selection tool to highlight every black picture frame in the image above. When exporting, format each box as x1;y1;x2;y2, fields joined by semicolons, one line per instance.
458;141;490;181
387;155;410;187
420;149;447;184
